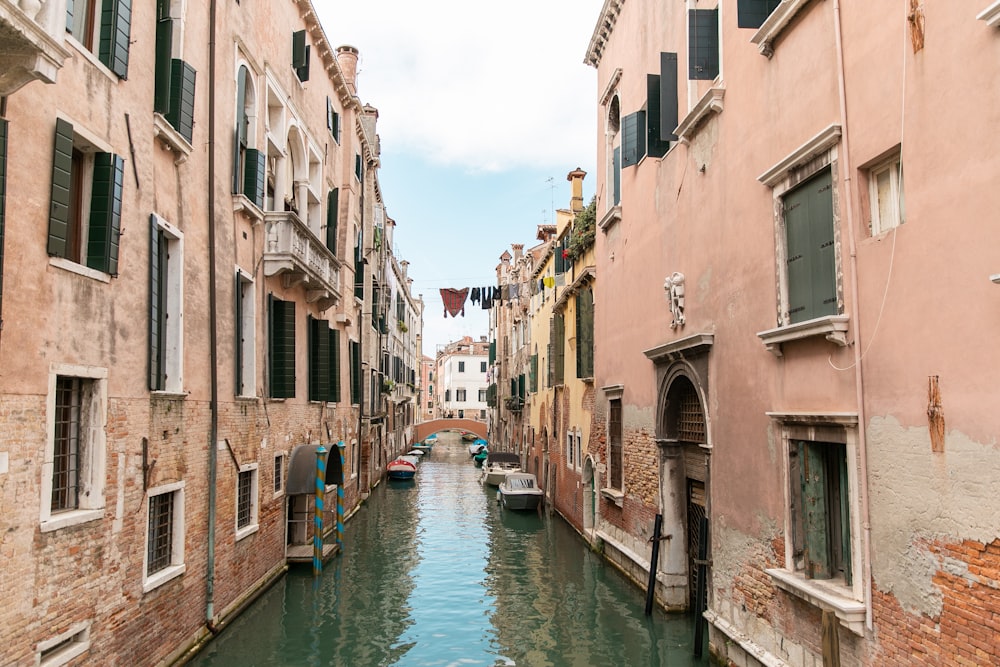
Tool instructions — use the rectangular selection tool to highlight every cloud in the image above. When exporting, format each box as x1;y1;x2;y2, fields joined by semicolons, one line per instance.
319;0;603;172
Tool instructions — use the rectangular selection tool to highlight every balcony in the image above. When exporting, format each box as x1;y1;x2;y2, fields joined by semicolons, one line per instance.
0;0;72;96
264;211;342;311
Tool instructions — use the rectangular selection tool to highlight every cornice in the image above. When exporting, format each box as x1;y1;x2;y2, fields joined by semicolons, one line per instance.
584;0;626;68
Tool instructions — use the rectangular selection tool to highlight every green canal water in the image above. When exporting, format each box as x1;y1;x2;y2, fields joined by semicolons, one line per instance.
190;433;708;667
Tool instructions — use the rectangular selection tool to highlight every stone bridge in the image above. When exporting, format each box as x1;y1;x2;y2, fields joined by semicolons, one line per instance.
413;419;487;443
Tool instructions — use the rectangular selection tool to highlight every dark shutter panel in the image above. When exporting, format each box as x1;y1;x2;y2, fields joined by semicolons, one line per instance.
99;0;132;79
784;169;835;323
518;374;525;401
811;171;838;319
297;45;311;82
166;59;196;143
646;75;668;159
326;188;339;255
234;272;244;396
529;354;538;393
576;288;594;378
659;52;679;142
553;313;565;384
621;111;646;168
489;341;496;364
154;4;173;114
233;66;248;194
688;9;719;80
330;329;341;402
268;297;296;398
350;340;361;404
292;30;307;66
333;110;341;144
149;218;165;390
355;155;362;181
48;119;74;259
243;148;265;208
326;97;333;131
308;316;330;402
738;0;781;29
0;120;7;317
86;152;124;275
799;442;832;579
839;450;852;585
613;147;621;206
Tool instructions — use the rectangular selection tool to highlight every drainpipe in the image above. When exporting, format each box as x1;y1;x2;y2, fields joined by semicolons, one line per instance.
832;0;873;631
205;0;220;630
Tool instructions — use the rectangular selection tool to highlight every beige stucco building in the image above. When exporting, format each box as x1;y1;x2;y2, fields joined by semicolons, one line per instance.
584;0;1000;664
0;1;420;664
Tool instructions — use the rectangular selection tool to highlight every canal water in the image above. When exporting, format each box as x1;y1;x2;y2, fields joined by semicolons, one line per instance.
190;432;708;667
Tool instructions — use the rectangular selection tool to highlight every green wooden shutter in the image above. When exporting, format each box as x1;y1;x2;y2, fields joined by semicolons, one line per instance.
621;111;646;168
612;147;621;206
326;188;339;255
166;59;196;143
268;296;296;398
529;354;538;393
738;0;781;28
660;52;679;142
518;374;525;401
799;441;831;579
489;341;496;364
333;110;341;144
0;120;7;318
99;0;132;79
233;66;248;193
553;313;565;384
86;152;124;275
48;119;74;259
688;9;719;80
326;97;333;132
234;272;244;396
149;218;166;390
839;450;852;585
330;329;341;402
292;31;310;82
308;316;330;402
784;169;836;323
576;288;594;378
355;155;362;181
154;1;172;114
349;340;361;404
243;149;265;208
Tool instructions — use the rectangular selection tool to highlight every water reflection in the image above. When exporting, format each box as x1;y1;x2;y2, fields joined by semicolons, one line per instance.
190;431;705;666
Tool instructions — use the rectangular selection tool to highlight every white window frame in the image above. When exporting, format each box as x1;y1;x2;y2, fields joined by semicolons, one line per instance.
37;621;91;667
273;451;286;497
566;431;575;471
151;214;185;394
235;463;260;541
867;155;904;236
576;430;583;469
40;364;107;533
236;267;256;397
601;385;625;503
456;388;467;403
143;481;186;593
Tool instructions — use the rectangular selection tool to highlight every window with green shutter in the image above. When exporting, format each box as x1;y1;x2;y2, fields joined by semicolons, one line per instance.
234;270;255;397
308;316;332;402
552;313;565;384
646;52;679;158
326;188;339;255
621;111;646;168
292;30;310;82
86;153;124;275
268;296;296;398
99;0;132;78
327;97;341;144
489;340;496;364
330;329;341;403
576;288;594;379
612;147;621;205
233;65;253;195
149;221;166;391
243;149;265;209
349;340;361;404
688;9;719;80
737;0;781;29
355;155;362;181
166;59;197;144
529;354;538;393
790;441;852;583
154;0;173;114
353;229;364;299
783;169;837;324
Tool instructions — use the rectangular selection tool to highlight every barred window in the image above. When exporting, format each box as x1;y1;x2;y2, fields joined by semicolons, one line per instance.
147;492;175;575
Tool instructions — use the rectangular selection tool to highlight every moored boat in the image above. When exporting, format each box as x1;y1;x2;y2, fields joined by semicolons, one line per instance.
387;457;417;480
480;452;521;486
498;472;543;511
468;438;488;457
461;431;478;442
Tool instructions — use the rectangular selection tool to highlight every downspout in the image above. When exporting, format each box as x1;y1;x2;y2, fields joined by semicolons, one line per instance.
832;0;873;631
356;164;365;493
205;0;220;631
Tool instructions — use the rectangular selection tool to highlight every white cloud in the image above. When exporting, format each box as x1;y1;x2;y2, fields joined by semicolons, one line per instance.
318;0;604;172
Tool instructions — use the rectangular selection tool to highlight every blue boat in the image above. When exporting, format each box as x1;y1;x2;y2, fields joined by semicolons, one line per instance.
387;457;417;480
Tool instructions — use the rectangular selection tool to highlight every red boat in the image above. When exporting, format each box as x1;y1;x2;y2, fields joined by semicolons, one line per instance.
387;457;417;480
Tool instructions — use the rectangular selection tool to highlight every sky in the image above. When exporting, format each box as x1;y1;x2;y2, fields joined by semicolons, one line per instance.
316;0;606;357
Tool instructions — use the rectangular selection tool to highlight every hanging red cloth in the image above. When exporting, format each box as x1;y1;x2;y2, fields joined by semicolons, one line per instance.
440;288;469;318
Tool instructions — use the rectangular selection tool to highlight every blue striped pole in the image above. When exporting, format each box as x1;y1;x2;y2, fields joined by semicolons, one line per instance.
314;445;327;577
336;441;345;550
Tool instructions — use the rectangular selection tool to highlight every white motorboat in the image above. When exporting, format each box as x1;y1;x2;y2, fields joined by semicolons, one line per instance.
480;452;521;486
498;472;543;511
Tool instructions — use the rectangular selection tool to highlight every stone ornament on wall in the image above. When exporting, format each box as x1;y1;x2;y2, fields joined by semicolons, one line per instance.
665;272;685;329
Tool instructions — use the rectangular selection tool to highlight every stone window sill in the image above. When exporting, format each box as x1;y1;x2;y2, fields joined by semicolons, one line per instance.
235;523;259;542
978;1;1000;26
751;0;816;58
40;508;103;533
153;113;192;164
233;194;264;223
598;205;621;232
143;563;186;594
600;487;624;506
48;257;112;283
767;568;865;635
757;314;849;356
675;86;725;145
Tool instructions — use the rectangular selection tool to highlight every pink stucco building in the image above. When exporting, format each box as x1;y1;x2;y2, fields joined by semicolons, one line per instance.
585;0;1000;664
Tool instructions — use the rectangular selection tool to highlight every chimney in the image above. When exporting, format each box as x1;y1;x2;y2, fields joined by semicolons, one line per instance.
567;167;587;213
336;45;359;96
512;244;524;262
361;104;379;155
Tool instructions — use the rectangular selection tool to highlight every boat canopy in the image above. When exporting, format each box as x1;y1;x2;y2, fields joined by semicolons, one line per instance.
286;444;343;494
485;452;520;465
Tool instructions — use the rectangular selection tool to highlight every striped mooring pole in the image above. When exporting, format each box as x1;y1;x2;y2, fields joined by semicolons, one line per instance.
313;445;327;577
336;441;345;549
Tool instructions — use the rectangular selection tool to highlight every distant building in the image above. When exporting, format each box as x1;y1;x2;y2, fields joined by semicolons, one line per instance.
435;336;489;421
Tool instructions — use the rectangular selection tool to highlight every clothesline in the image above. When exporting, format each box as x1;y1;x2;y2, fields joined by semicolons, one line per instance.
436;275;569;318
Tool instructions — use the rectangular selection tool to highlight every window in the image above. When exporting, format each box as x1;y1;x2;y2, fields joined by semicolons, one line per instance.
480;410;486;420
47;119;124;276
326;188;339;256
267;296;295;398
456;389;467;402
621;111;646;168
867;156;904;235
273;453;285;494
154;0;195;143
326;97;341;144
737;0;781;28
144;481;185;592
576;431;583;469
783;169;837;324
236;465;259;540
444;389;451;402
790;441;851;582
149;214;184;393
550;313;565;385
308;316;341;403
689;8;720;80
646;53;679;159
353;228;364;299
566;432;575;470
355;154;362;181
608;97;621;207
478;389;487;402
234;65;264;206
480;361;487;373
234;270;256;397
41;365;107;532
458;361;465;372
0;120;6;319
349;340;361;404
576;288;594;378
38;621;91;667
292;30;310;82
609;398;623;490
529;353;538;392
67;0;132;79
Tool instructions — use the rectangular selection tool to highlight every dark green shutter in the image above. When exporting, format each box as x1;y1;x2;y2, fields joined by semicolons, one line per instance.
99;0;132;79
612;147;621;205
233;66;248;193
688;9;719;80
166;59;196;143
355;154;362;180
646;75;669;159
576;288;594;378
349;340;361;404
268;296;296;398
333;110;341;144
518;374;525;401
799;441;831;579
149;218;166;390
154;1;172;114
489;340;496;364
553;313;565;384
48;119;74;259
243;149;265;208
86;153;124;275
529;354;538;393
621;111;646;168
354;230;364;299
0;120;7;319
308;316;330;402
660;52;679;142
292;31;310;82
738;0;781;28
839;451;852;584
234;272;244;396
330;329;341;402
784;169;836;323
326;188;339;255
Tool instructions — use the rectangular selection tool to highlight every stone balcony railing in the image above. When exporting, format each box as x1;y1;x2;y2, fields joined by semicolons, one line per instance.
264;211;342;312
0;0;72;96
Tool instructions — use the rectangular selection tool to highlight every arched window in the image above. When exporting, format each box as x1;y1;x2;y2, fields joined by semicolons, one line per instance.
234;65;263;207
607;96;621;208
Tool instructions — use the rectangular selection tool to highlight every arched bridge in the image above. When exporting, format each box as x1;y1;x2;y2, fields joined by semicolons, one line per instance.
414;419;488;443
